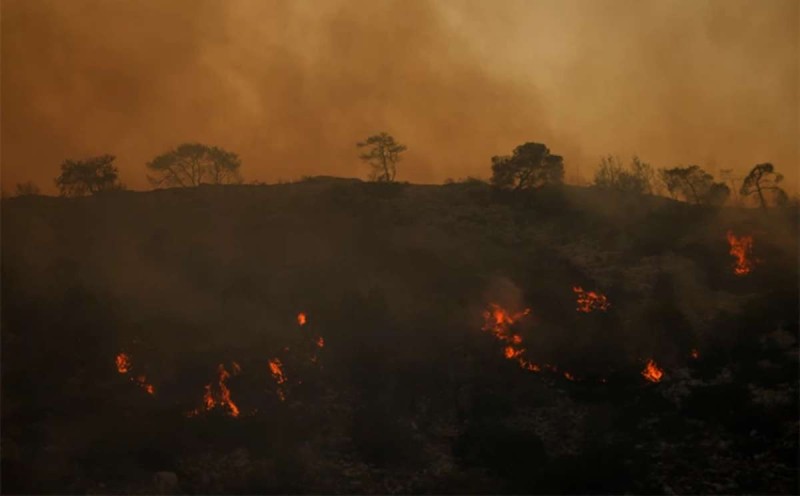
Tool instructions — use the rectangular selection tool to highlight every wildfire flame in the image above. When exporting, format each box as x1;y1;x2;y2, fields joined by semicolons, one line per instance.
297;312;307;326
690;349;699;359
482;304;546;374
188;363;240;417
115;353;131;374
641;359;664;383
315;336;324;348
269;358;287;401
572;286;610;313
726;231;755;276
115;352;155;394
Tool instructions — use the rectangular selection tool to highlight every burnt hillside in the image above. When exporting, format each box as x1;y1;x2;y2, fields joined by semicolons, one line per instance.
2;179;798;494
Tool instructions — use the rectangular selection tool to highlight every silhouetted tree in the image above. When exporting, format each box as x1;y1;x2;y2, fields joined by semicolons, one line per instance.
55;155;121;197
594;155;656;194
740;163;786;208
147;143;242;187
704;182;731;206
490;142;564;191
14;181;40;197
658;165;728;205
357;132;407;182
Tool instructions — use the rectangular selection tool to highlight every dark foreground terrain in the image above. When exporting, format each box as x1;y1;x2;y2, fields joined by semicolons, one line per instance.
2;179;798;494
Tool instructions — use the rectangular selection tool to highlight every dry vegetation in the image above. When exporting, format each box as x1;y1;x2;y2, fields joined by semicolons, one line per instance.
2;179;797;494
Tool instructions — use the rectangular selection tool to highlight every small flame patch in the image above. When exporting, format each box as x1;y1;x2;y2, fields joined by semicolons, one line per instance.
726;231;755;276
572;286;610;313
641;359;664;383
187;363;240;417
115;353;131;374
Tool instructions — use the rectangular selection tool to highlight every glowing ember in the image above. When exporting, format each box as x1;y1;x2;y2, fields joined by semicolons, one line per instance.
563;372;576;381
641;359;664;383
188;363;240;417
297;312;307;326
115;353;131;374
726;231;755;276
133;375;155;395
572;286;610;313
690;349;699;359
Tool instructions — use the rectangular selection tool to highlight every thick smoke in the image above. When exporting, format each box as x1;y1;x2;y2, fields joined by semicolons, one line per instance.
1;0;797;193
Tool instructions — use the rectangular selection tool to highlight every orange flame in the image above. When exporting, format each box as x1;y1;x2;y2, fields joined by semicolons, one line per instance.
297;312;307;326
315;336;324;348
690;349;699;359
217;364;240;417
269;358;287;401
115;353;131;374
572;286;610;313
115;352;154;394
641;359;664;383
726;231;754;276
269;358;286;384
188;363;240;417
482;303;543;373
563;371;576;381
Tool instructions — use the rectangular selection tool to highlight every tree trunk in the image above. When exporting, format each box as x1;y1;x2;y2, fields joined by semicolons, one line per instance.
755;180;766;209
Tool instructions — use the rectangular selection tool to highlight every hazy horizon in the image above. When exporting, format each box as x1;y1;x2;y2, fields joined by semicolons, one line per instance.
2;0;797;194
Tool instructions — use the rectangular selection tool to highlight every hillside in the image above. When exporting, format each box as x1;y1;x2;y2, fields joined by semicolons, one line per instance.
2;179;798;494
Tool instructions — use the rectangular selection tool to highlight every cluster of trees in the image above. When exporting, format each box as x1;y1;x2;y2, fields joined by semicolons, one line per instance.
8;133;790;209
590;154;788;208
26;143;244;198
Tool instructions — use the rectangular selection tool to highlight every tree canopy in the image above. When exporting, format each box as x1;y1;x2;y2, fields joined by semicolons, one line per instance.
147;143;242;187
658;165;729;206
594;155;657;195
55;155;121;197
357;133;407;182
490;142;564;191
740;163;786;208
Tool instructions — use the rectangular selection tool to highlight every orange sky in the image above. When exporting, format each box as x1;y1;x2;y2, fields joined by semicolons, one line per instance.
2;0;797;194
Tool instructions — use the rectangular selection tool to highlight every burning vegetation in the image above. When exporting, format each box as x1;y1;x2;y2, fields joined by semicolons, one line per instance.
481;303;543;373
187;362;241;418
641;359;664;383
572;286;610;312
115;352;154;395
4;180;797;495
726;230;755;276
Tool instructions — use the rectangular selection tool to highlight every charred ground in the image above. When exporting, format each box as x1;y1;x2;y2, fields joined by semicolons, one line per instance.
2;178;798;494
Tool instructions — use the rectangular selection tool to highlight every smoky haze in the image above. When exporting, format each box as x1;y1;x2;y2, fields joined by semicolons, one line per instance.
1;0;797;193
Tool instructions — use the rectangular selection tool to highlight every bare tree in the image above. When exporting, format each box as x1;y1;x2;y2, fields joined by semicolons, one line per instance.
14;181;40;197
594;155;656;194
357;133;407;182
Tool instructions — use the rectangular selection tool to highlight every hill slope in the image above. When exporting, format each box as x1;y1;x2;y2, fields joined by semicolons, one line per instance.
2;180;798;493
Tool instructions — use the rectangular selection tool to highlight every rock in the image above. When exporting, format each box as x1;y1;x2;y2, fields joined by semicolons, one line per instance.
153;471;179;495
